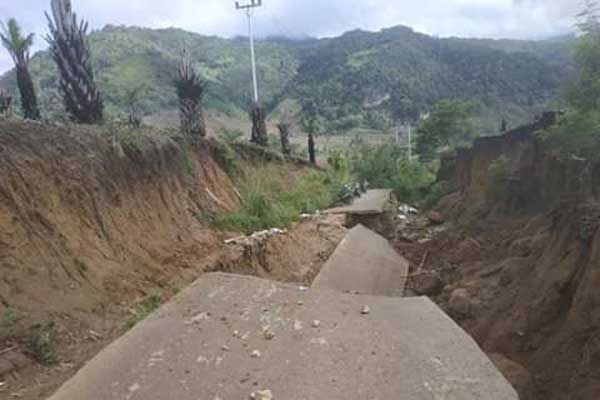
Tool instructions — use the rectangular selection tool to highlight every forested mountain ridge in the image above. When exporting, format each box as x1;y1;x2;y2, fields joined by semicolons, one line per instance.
291;26;572;132
0;24;574;132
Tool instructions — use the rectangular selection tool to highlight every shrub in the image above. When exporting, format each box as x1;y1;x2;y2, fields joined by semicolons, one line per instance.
422;181;454;210
2;306;21;326
350;142;434;203
25;322;58;364
540;110;600;161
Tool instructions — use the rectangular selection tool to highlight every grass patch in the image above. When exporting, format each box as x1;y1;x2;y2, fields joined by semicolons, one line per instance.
25;322;58;364
178;140;197;176
211;165;350;234
2;306;22;326
125;294;164;330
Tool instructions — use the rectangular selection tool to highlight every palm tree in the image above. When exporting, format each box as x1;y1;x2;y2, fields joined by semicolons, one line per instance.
45;0;103;124
0;18;41;120
0;90;12;115
174;48;207;138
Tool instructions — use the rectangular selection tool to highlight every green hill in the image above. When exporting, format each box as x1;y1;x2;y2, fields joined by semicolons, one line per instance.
0;24;574;133
290;26;573;133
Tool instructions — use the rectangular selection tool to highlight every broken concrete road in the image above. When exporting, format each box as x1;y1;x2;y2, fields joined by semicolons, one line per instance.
49;273;518;400
324;189;393;215
312;224;408;296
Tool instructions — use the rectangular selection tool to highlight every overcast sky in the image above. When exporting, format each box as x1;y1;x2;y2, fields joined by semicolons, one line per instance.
0;0;579;74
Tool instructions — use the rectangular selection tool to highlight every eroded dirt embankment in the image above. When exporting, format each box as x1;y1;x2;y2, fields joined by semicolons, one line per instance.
409;115;600;400
0;121;345;399
0;122;241;315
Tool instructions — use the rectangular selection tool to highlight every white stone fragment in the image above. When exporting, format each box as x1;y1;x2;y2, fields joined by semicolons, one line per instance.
250;349;262;358
250;389;273;400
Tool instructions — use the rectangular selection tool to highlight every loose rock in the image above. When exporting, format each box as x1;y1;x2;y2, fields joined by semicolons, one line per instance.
447;288;474;318
250;350;262;358
412;271;444;296
311;320;321;328
250;389;273;400
262;326;275;340
361;305;371;315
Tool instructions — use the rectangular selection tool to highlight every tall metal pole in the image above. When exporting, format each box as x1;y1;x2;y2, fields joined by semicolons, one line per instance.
236;0;262;104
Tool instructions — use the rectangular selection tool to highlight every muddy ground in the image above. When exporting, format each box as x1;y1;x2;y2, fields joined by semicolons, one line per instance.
0;215;346;399
396;209;600;400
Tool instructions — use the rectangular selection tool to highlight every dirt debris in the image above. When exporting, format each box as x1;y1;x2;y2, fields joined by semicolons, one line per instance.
0;121;346;399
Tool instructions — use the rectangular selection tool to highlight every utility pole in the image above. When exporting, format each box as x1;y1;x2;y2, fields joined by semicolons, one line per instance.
236;0;262;104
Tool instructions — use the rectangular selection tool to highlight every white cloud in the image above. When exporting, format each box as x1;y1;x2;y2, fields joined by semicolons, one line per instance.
0;0;580;74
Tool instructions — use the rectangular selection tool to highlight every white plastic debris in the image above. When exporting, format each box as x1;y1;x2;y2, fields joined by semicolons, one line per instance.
399;204;419;215
225;228;288;246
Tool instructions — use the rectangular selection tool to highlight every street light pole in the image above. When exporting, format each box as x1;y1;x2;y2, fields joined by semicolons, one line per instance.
235;0;262;104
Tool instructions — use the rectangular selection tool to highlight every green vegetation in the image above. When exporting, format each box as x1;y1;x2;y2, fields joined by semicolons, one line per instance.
0;25;301;120
541;1;600;160
415;100;474;161
349;141;435;203
0;25;572;130
125;293;164;330
178;139;197;176
421;181;454;210
2;306;22;326
211;165;350;234
175;48;207;137
292;26;570;134
25;322;58;364
0;18;40;119
46;0;104;123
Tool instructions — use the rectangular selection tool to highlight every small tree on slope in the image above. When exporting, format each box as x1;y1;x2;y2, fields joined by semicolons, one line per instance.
0;18;41;120
45;0;103;124
174;48;207;139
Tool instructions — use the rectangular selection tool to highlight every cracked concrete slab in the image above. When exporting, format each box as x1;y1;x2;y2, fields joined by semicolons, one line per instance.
48;273;518;400
312;225;408;297
324;189;393;215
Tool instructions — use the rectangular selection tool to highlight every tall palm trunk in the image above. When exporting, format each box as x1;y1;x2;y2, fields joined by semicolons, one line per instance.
250;104;268;146
277;123;291;155
0;90;11;115
1;18;41;120
16;65;40;120
308;133;316;164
